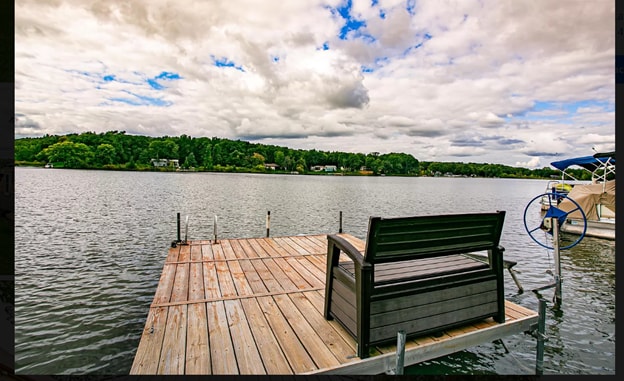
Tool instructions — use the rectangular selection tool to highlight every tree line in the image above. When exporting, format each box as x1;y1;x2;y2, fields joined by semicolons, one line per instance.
14;130;584;179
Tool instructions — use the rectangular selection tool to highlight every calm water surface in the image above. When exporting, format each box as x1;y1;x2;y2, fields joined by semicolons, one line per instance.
14;168;615;375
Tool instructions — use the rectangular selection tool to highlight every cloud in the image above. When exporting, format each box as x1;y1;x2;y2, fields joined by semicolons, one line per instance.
15;0;615;167
515;157;542;169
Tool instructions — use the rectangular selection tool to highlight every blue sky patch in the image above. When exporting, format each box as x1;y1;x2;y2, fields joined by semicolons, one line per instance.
326;0;373;41
147;78;164;90
512;99;612;124
156;71;181;80
109;90;171;107
147;71;181;89
406;0;416;15
212;56;245;72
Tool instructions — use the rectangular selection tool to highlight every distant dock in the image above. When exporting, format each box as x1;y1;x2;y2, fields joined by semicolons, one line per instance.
130;233;539;375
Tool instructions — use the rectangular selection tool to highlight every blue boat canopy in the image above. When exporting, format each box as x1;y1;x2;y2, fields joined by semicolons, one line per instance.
550;152;615;172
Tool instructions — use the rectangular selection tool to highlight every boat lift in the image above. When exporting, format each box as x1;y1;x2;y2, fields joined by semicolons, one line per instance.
523;192;588;375
524;192;587;304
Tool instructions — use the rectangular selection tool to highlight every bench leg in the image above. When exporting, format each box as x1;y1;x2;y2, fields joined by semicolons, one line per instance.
324;240;341;320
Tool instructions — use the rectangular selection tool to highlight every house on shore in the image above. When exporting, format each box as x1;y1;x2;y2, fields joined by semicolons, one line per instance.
150;159;179;168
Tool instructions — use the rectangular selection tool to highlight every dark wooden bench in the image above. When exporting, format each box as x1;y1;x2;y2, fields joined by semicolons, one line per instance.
323;211;507;359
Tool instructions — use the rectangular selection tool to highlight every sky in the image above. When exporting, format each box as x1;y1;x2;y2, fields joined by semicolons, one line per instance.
15;0;615;168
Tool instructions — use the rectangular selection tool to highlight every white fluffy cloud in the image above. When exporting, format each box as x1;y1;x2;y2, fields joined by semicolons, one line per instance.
15;0;615;167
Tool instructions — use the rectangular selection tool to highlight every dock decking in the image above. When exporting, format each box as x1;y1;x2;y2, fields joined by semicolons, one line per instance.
130;234;539;375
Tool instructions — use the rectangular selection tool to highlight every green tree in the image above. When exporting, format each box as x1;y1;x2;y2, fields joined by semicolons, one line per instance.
283;155;294;171
36;141;94;168
148;139;179;160
248;152;265;167
348;153;365;172
95;143;116;166
183;152;197;168
202;145;214;169
274;151;285;168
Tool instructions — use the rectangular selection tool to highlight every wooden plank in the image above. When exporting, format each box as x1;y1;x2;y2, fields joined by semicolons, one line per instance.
273;293;341;370
505;300;537;319
188;261;204;301
227;259;254;296
288;292;357;361
190;243;203;261
203;261;220;300
300;234;328;253
284;256;324;288
220;239;240;260
256;296;317;373
152;264;176;305
130;306;168;374
292;256;326;286
207;301;238;374
251;258;285;292
297;235;327;253
248;238;271;257
215;257;238;298
234;238;261;258
240;298;293;374
185;303;210;374
178;244;191;263
270;256;311;290
305;253;329;276
158;305;187;374
262;257;298;292
307;290;356;348
185;258;210;374
258;238;290;257
201;243;215;261
170;263;189;303
238;259;269;294
212;242;227;260
166;245;181;263
224;299;266;374
256;239;317;289
274;236;309;255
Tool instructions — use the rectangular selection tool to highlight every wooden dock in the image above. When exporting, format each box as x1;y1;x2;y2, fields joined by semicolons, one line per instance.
130;233;539;375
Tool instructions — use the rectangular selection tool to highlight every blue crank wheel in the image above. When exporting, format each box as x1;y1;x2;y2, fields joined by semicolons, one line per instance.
523;192;587;250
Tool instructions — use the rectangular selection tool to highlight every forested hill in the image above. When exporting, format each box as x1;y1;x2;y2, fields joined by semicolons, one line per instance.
15;131;573;179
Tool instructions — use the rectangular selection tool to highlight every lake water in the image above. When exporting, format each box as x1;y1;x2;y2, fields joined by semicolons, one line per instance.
14;167;615;375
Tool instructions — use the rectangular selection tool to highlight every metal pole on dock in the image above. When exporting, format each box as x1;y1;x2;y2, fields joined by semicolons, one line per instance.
177;213;181;242
552;218;562;306
395;330;406;375
535;299;547;375
339;211;343;233
266;211;271;237
184;215;189;244
214;215;218;244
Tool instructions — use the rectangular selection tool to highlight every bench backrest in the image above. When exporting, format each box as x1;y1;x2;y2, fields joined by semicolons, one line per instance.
363;211;506;264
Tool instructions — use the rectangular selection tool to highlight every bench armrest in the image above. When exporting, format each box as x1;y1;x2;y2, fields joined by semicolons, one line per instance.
327;234;366;267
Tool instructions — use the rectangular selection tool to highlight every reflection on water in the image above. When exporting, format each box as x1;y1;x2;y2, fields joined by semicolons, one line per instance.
14;168;615;374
